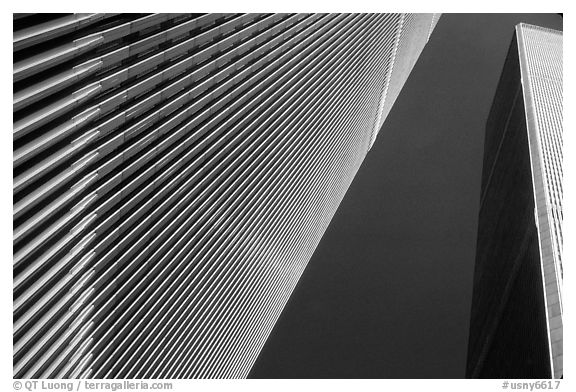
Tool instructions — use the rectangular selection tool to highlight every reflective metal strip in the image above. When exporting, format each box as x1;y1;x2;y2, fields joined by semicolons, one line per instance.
13;13;110;51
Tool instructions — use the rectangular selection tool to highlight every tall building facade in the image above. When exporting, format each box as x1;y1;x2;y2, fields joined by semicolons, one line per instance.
467;23;563;379
13;13;439;378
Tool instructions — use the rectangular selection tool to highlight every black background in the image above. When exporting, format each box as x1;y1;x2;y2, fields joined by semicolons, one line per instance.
249;13;563;378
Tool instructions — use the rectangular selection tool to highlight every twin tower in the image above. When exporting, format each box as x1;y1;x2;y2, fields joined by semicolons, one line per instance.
13;14;562;379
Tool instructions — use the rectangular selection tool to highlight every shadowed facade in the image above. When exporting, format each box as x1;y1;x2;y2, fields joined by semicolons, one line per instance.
467;24;563;379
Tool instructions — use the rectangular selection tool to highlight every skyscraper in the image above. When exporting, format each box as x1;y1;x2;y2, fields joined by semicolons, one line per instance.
467;23;563;379
13;13;439;378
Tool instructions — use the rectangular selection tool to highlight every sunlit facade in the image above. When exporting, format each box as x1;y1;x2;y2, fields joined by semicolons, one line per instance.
13;13;439;378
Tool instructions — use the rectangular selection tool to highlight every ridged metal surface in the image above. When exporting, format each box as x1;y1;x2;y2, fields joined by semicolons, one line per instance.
369;13;438;149
13;13;439;378
517;23;563;379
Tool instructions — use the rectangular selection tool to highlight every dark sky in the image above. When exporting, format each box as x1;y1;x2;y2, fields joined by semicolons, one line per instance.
249;14;563;379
